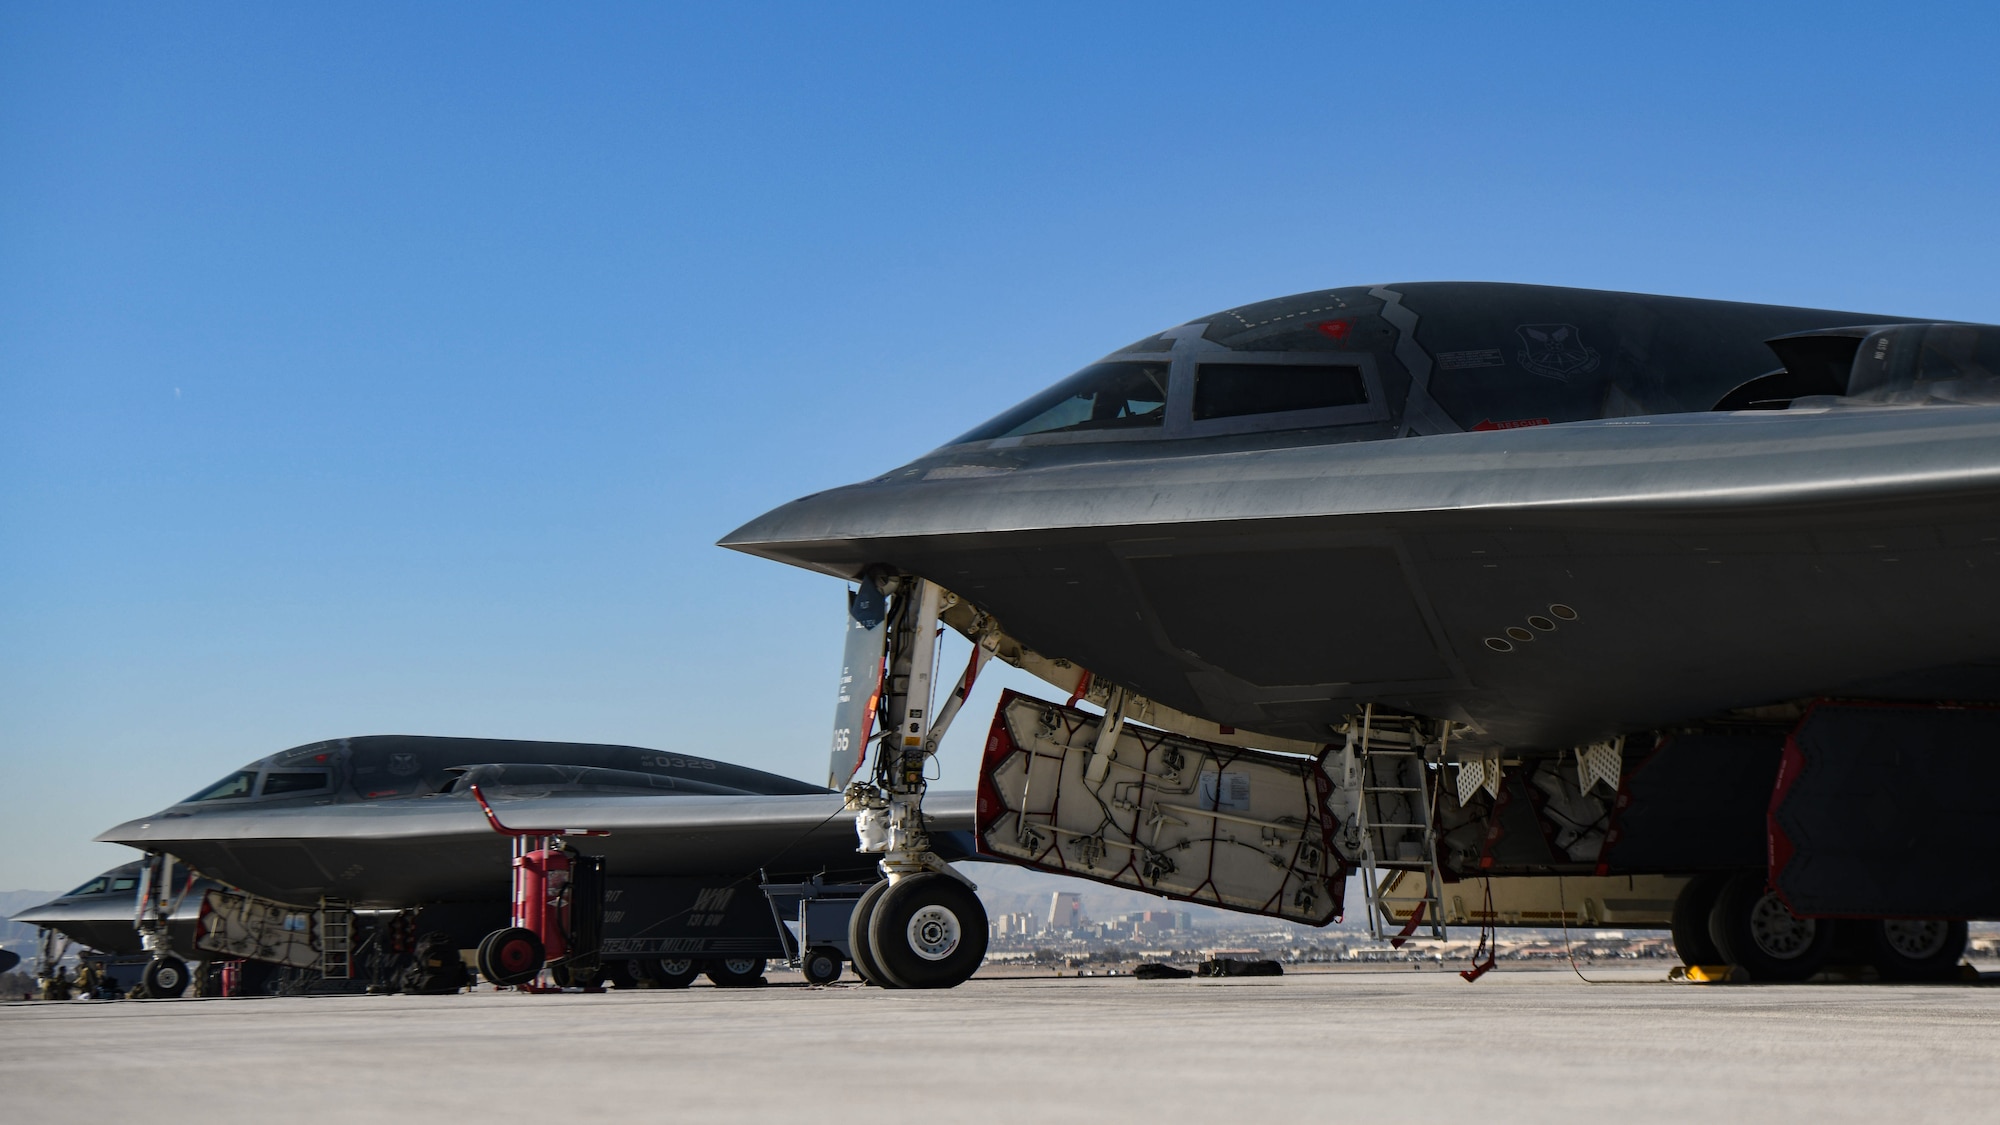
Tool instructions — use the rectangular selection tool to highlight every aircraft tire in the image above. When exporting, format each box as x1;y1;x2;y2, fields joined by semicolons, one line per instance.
1706;873;1832;982
1670;873;1729;966
143;956;190;999
705;957;767;987
636;957;701;989
1861;918;1968;981
476;926;545;987
847;880;892;987
801;946;844;986
867;873;988;990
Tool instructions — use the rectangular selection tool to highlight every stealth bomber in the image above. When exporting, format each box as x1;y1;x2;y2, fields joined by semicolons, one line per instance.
724;281;2000;984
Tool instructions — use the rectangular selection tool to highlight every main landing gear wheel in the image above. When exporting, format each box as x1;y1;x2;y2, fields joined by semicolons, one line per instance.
1862;918;1968;981
705;957;767;988
143;956;190;998
477;927;545;987
637;957;702;989
1670;873;1729;966
1707;873;1832;982
867;872;988;990
801;947;844;986
847;880;893;986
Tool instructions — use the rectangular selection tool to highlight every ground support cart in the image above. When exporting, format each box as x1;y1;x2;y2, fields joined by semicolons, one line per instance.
760;876;873;985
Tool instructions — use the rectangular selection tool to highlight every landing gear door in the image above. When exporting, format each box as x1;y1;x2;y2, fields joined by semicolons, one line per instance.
828;576;889;789
195;888;323;969
974;690;1346;926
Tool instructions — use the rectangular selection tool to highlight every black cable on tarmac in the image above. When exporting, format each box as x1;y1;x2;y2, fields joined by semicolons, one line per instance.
1556;875;1606;984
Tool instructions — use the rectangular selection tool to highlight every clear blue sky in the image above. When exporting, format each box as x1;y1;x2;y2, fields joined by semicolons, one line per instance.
5;3;1998;890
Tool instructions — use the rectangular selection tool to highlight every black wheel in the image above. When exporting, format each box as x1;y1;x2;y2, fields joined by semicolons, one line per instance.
476;926;545;987
802;946;844;986
143;956;190;998
1862;918;1968;981
1670;873;1730;966
636;956;702;989
1707;873;1832;982
705;957;766;987
399;931;471;994
475;929;500;983
600;959;640;989
867;873;988;989
847;880;893;987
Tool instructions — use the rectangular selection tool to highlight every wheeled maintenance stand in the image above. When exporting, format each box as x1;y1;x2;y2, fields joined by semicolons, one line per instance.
835;574;991;989
760;876;872;985
469;783;609;990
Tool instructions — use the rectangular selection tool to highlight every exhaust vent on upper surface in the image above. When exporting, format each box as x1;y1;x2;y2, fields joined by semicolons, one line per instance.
1844;322;2000;402
1714;322;2000;410
1711;327;1873;409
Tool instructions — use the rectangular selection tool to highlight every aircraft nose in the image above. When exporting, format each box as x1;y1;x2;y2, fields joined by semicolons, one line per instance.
8;901;60;925
94;814;168;847
718;483;884;578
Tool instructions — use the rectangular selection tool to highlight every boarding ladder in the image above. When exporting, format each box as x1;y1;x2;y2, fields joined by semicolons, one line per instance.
318;898;352;980
1350;705;1448;942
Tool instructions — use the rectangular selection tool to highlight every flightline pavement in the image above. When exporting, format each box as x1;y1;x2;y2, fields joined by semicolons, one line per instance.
4;966;1998;1123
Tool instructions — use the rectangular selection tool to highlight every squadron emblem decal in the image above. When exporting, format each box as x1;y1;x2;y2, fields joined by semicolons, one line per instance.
385;752;421;777
1514;323;1600;382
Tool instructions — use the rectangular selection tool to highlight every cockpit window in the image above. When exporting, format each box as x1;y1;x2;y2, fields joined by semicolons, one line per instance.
1192;363;1369;421
185;770;258;803
66;876;109;896
109;876;137;892
261;770;330;796
952;361;1170;443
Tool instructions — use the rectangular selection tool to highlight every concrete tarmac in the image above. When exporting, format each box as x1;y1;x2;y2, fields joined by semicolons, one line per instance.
4;967;1997;1123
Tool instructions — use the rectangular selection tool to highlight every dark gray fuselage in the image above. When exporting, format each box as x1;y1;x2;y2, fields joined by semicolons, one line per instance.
96;736;973;908
722;282;2000;750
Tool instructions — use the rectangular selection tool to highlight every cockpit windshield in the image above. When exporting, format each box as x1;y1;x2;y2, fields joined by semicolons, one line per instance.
184;770;257;803
951;361;1169;443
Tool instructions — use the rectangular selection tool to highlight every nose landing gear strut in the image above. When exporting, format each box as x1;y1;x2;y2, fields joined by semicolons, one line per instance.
134;853;196;998
836;574;990;989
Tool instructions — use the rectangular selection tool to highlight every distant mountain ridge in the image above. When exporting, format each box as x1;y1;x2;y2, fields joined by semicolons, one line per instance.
1;890;62;951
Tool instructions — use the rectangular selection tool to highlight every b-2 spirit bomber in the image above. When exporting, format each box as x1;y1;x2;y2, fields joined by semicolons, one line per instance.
724;281;2000;984
70;735;979;995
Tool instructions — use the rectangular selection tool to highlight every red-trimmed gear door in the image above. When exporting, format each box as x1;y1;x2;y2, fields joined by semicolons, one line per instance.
827;576;889;789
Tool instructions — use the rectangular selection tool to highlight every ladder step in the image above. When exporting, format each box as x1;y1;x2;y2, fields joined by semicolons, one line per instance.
320;898;353;980
1355;720;1446;942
